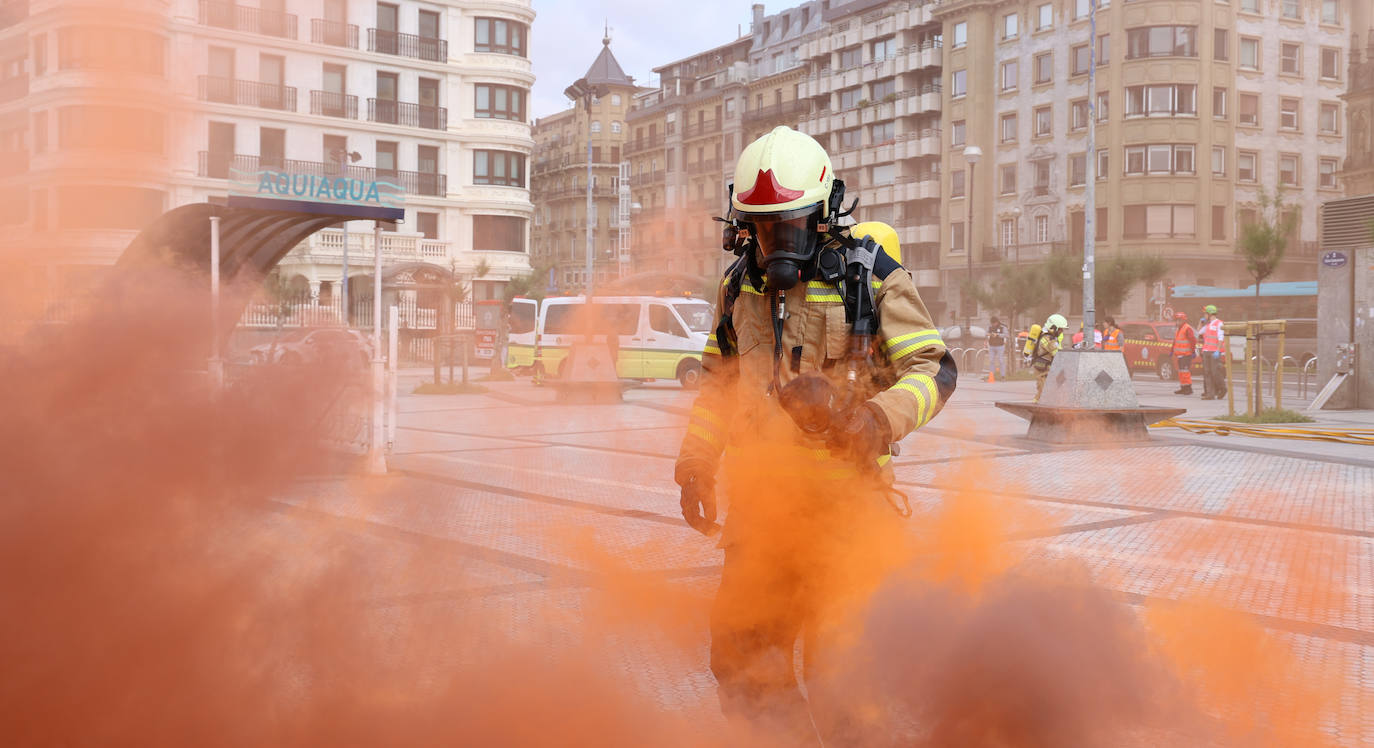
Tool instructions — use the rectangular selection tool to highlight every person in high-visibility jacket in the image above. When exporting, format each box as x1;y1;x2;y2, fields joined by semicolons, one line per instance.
1031;314;1067;402
674;126;957;742
1103;317;1124;352
1171;311;1197;395
1199;304;1227;400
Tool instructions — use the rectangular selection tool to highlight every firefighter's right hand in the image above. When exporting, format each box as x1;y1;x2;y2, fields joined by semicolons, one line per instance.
675;458;719;536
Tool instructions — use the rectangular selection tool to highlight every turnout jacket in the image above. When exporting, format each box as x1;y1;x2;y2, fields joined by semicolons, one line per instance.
676;246;956;475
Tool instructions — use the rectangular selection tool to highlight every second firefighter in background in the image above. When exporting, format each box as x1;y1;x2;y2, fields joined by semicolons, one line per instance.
674;126;957;743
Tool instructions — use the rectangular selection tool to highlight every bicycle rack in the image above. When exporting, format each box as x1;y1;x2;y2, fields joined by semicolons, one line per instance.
1300;356;1319;399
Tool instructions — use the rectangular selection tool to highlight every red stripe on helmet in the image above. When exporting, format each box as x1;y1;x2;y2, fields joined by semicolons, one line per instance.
819;166;826;182
737;169;804;205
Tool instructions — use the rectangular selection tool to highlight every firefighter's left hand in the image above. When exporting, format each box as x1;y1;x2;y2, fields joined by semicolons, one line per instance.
826;402;892;467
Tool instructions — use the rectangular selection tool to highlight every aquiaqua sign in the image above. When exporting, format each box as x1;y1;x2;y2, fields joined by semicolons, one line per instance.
229;167;404;212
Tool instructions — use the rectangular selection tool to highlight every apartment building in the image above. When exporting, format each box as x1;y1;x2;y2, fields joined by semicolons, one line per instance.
529;35;637;291
1341;4;1374;196
797;0;945;296
936;0;1350;320
1;0;533;304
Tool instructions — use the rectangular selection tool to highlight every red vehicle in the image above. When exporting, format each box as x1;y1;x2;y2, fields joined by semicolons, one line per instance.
1119;320;1204;380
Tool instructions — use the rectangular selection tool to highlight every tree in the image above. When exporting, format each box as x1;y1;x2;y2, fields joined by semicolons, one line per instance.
1133;255;1169;319
1237;187;1299;320
503;258;554;303
1093;255;1139;316
966;263;1050;332
1043;251;1081;317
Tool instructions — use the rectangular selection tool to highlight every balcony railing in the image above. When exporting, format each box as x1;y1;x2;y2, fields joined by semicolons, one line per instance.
743;99;809;123
368;29;447;62
683;119;721;139
310;90;357;119
310;18;358;48
197;152;446;197
198;76;297;111
687;159;721;174
624;135;665;154
368;99;447;130
198;0;297;39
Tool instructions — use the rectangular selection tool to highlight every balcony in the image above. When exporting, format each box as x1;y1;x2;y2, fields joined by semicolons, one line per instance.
368;29;447;62
742;99;809;124
624;135;665;155
683;119;721;139
368;99;447;130
199;76;297;112
686;159;721;175
310;90;357;119
0;1;27;31
310;18;359;48
197;152;446;197
198;0;297;40
0;75;27;103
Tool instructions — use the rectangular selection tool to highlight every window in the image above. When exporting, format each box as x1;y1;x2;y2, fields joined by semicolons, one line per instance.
1033;160;1051;193
590;120;602;133
871;37;897;61
1320;102;1340;134
951;70;966;98
951;221;965;252
1001;60;1018;91
1126;146;1146;175
475;18;528;57
1213;87;1228;119
951;120;965;147
1074;0;1090;19
1000;218;1017;247
1238;93;1258;126
1237;151;1257;182
32;34;46;76
1322;0;1340;24
839;86;862;109
1214;29;1228;61
375;140;398;173
1069;154;1086;186
1239;38;1259;70
1072;99;1089;130
838;127;861;150
1320;158;1339;188
1034;106;1052;136
839;46;862;69
1125;144;1193;175
1098;149;1109;180
1072;44;1090;75
475;84;526;121
871;78;896;100
1212;146;1226;176
1279;154;1299;186
872;163;895;185
1003;13;1018;39
1035;214;1050;242
1280;43;1301;75
871;121;895;144
473;215;526;252
1125;84;1197;117
953;22;967;48
1123;205;1195;239
1280;98;1300;130
1125;26;1198;59
417;212;438;239
1000;163;1017;195
1000;112;1017;143
1212;206;1226;241
1034;52;1053;84
1281;0;1299;18
1098;34;1110;66
474;150;525;187
1037;3;1053;30
951;169;966;197
1098;91;1109;121
1321;48;1341;79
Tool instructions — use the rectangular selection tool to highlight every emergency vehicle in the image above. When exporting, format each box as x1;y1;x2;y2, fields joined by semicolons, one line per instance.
1119;320;1205;380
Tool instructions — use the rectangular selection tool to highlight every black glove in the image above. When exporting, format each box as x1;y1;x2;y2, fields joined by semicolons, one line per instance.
826;403;892;467
675;458;719;536
777;371;840;435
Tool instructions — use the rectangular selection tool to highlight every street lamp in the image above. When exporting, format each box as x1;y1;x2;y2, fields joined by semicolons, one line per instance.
564;77;610;297
1011;205;1022;265
962;144;982;332
329;148;362;321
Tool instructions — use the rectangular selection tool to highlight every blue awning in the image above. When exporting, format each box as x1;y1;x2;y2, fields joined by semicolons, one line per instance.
1171;281;1316;298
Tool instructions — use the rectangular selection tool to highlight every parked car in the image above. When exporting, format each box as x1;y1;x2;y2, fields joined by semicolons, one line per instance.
249;327;373;368
1118;320;1204;380
940;325;988;347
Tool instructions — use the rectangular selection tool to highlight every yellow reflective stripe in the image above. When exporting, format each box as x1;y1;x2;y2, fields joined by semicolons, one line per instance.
688;423;722;449
740;279;766;295
870;278;884;291
883;329;942;353
805;280;843;302
691;405;725;428
876;453;891;467
887;333;945;360
703;344;722;356
892;373;935;426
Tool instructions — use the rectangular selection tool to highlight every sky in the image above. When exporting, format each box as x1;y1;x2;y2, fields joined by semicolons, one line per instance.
528;0;776;120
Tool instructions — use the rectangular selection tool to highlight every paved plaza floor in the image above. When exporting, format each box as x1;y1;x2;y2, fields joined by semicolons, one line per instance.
272;371;1374;745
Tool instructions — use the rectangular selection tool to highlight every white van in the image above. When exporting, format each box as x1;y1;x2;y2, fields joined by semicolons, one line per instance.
505;295;714;388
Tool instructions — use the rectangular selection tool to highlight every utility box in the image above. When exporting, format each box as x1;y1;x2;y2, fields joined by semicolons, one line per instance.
1316;195;1374;409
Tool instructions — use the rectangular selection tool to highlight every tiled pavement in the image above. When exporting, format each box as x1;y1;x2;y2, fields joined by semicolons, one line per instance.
271;375;1374;745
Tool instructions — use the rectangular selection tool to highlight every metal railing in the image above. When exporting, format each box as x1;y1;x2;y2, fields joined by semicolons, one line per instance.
1301;356;1319;398
368;29;447;62
368;99;447;130
687;159;721;174
683;119;722;139
197;152;446;197
743;99;809;123
198;76;297;111
624;135;665;154
310;90;357;119
310;18;358;48
198;0;297;39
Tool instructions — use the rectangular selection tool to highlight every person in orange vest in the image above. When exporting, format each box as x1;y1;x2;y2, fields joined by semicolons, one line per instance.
1199;304;1227;400
1103;317;1123;352
1171;311;1197;395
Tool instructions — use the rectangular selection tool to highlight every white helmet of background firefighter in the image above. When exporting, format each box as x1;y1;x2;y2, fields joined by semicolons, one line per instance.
1044;314;1068;334
732;126;837;290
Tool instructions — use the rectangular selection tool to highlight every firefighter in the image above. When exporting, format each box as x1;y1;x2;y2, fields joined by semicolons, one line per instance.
1200;304;1227;400
1103;317;1123;352
1172;311;1197;395
674;126;956;743
1030;314;1067;402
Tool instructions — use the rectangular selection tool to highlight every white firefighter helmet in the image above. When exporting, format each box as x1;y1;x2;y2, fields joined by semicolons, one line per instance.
732;126;835;220
1045;314;1068;331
